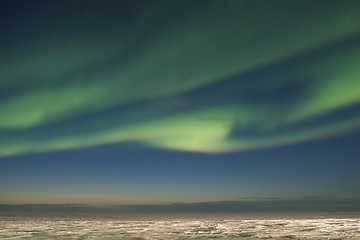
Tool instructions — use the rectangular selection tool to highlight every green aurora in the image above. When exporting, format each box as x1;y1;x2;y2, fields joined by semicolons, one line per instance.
1;0;360;156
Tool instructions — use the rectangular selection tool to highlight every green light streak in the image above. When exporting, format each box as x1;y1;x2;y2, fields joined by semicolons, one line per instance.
1;0;360;156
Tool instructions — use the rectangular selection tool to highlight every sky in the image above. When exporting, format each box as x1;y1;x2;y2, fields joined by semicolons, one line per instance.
1;0;360;211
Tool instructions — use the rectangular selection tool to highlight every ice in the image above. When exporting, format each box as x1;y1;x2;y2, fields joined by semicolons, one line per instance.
0;212;359;239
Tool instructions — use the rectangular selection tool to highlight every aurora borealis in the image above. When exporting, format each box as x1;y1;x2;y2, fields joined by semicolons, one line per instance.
1;0;360;208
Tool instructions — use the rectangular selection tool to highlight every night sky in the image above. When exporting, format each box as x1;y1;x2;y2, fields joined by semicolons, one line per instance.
1;0;360;210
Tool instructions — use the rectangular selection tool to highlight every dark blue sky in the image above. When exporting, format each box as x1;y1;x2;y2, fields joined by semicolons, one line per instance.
1;130;360;206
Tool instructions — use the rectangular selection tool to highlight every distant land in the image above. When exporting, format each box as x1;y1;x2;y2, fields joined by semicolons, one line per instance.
1;197;360;212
